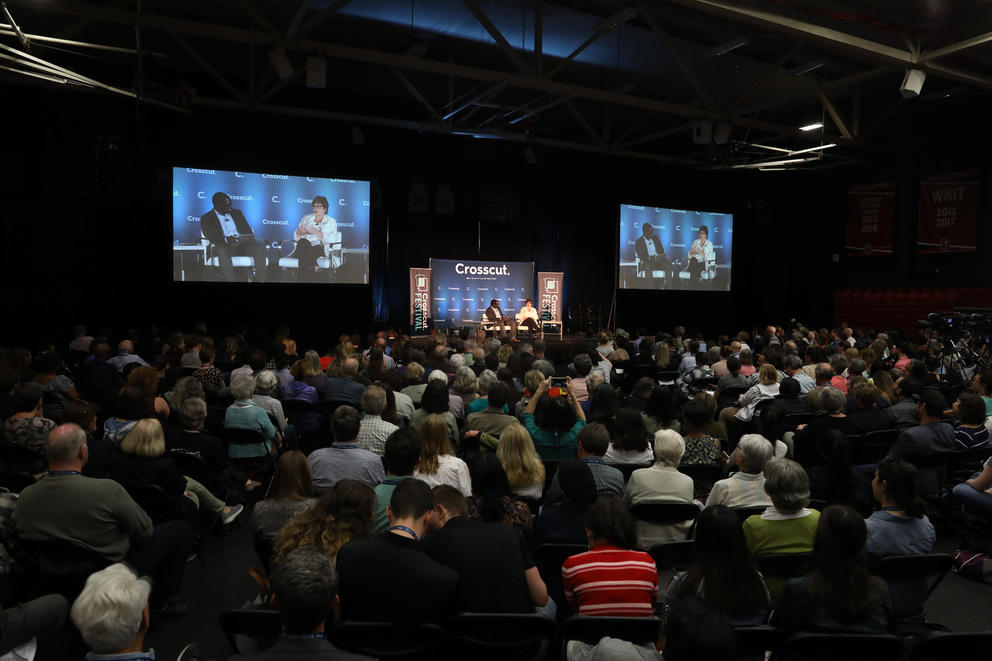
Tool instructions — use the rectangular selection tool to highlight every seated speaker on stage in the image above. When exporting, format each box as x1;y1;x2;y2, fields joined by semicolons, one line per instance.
516;298;542;338
484;299;517;338
684;225;716;281
633;222;670;283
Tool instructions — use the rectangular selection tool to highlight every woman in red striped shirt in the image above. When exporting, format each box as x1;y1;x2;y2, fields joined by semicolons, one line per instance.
562;495;659;617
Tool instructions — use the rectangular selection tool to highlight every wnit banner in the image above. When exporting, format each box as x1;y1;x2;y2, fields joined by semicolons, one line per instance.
917;170;980;253
844;182;894;256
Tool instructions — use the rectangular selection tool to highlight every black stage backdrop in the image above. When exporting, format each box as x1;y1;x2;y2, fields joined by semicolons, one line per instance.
3;83;992;347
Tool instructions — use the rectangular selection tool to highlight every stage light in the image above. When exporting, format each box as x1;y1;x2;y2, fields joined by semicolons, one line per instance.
799;122;823;131
900;68;926;98
708;37;748;56
713;123;732;145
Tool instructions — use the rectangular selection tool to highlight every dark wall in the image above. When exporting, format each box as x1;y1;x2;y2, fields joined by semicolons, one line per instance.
2;83;844;346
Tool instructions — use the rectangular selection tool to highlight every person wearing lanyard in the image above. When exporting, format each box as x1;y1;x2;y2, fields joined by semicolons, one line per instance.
228;547;374;661
70;563;157;661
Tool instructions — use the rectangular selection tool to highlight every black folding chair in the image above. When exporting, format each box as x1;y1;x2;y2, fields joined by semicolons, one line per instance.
647;540;696;570
656;371;680;385
613;463;652;482
755;552;812;582
533;543;588;620
18;537;113;601
557;615;661;660
856;429;900;464
0;443;46;474
777;632;905;661
447;612;555;660
782;413;813;432
871;553;953;621
330;621;447;659
166;449;220;496
718;386;749;411
732;506;768;522
0;470;35;493
629;501;701;527
733;625;785;661
218;608;282;655
907;631;992;661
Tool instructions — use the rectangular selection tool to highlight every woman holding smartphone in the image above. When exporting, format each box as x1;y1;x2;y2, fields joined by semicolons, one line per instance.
522;377;587;462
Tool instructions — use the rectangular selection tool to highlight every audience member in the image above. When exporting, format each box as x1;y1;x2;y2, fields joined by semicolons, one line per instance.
523;378;587;462
323;357;366;405
336;479;457;623
604;407;654;465
562;495;658;616
427;485;550;615
413;413;471;496
847;381;892;436
355;385;399;455
886;376;922;429
309;406;384;491
373;427;420;532
770;505;891;634
793;386;851;466
231;547;374;660
466;453;533;535
273;479;374;565
665;505;770;626
226;374;277;459
408;380;459;444
465;382;516;435
544;423;623;506
252;450;315;539
496;422;545;500
534;459;597;544
3;382;56;452
33;351;78;421
167;397;237;491
888;388;954;495
14;424;194;615
661;597;737;661
625;430;695;547
641;385;681;436
71;564;152;659
707;434;773;509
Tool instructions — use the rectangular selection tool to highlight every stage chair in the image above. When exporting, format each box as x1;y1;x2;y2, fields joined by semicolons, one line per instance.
446;612;555;660
201;237;267;277
634;256;668;281
776;632;905;661
275;232;343;280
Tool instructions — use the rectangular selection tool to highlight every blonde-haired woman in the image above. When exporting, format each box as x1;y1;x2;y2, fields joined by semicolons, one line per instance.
413;413;472;496
496;423;545;500
109;418;243;525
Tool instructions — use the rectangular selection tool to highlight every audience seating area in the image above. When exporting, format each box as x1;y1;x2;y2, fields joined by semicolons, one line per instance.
0;321;990;660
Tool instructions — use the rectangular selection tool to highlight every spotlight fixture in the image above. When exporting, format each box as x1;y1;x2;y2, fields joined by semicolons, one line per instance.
900;68;926;99
799;122;823;131
789;59;824;76
268;48;293;80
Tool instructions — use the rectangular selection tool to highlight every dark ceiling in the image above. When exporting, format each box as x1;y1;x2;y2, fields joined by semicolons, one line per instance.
3;0;992;169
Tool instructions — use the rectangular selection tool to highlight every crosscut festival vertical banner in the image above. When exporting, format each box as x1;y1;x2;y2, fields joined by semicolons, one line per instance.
409;268;432;334
537;272;564;324
844;183;895;256
917;170;980;254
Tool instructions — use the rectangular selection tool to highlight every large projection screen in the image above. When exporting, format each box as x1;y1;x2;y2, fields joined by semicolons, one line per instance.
618;204;733;291
429;259;535;329
172;167;371;284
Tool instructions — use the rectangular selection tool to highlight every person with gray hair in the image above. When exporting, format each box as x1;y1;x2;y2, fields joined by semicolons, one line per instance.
531;359;555;379
230;547;373;660
107;339;149;372
14;424;194;617
226;374;277;458
794;385;850;466
71;563;151;658
707;434;774;509
743;458;819;592
356;385;399;455
244;371;285;437
166;376;204;413
483;337;502;356
167;397;239;492
784;354;816;394
451;366;479;405
624;429;696;548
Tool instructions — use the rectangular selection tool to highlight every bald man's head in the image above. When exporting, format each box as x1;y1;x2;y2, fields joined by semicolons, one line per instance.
117;340;135;355
343;358;359;377
46;423;88;466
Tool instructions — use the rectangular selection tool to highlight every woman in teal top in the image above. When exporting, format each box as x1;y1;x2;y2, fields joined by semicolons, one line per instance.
522;377;586;462
226;374;276;458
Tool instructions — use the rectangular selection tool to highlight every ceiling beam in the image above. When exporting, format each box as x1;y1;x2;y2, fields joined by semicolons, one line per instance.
462;0;533;76
8;0;841;142
817;91;852;139
919;31;992;63
168;31;247;104
663;0;992;91
638;7;716;110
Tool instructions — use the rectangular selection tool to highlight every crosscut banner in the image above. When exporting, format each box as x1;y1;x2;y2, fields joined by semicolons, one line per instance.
844;183;895;256
409;268;432;334
917;170;980;254
429;259;534;329
537;272;564;324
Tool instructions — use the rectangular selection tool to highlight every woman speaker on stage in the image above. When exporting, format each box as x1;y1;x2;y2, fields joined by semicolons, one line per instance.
516;298;542;338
